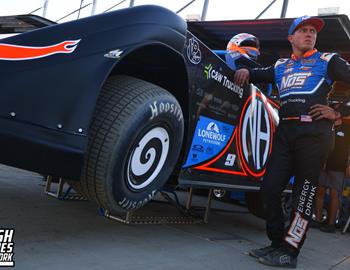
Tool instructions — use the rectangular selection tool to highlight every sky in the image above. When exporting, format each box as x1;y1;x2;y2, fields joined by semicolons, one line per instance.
0;0;350;23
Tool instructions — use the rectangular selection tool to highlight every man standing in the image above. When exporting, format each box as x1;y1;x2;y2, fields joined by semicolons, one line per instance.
234;15;350;268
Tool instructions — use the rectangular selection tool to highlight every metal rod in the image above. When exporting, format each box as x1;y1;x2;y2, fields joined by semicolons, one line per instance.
91;0;98;15
186;187;194;210
77;0;84;19
176;0;196;14
29;7;43;14
280;0;289;18
204;189;213;224
129;0;135;7
103;0;128;13
56;3;92;22
43;0;50;17
343;215;350;233
201;0;209;21
255;0;277;20
57;178;65;197
45;175;52;194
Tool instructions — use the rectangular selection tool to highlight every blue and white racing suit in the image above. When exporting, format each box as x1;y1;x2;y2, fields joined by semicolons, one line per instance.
246;49;350;255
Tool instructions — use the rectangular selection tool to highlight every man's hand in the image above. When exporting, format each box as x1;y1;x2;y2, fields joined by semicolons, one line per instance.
309;104;340;121
234;68;250;87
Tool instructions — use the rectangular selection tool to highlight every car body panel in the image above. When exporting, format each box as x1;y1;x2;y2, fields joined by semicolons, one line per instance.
0;5;186;178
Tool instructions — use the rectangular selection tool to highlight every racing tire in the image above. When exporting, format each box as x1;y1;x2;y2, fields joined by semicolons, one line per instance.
246;191;266;219
81;75;184;214
246;191;293;221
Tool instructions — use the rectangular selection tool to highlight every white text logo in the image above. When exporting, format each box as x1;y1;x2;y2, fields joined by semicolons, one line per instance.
0;229;14;267
187;38;201;64
241;99;270;171
281;72;311;90
285;212;308;249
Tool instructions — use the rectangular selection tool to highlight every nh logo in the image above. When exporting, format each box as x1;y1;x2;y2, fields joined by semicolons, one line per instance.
241;99;270;171
281;72;311;89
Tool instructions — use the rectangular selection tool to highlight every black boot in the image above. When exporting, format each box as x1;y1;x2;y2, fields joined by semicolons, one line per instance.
249;245;278;258
258;247;297;268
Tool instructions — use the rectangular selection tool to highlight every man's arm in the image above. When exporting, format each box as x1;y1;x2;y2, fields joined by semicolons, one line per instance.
234;66;274;87
309;104;340;121
313;55;350;119
327;54;350;84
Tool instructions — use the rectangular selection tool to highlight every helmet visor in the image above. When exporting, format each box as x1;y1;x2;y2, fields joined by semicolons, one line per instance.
241;46;260;60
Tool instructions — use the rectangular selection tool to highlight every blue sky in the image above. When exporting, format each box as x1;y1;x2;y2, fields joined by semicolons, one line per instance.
1;0;350;22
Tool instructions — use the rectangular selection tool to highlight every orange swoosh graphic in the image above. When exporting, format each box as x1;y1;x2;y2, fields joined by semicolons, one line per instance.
0;39;81;60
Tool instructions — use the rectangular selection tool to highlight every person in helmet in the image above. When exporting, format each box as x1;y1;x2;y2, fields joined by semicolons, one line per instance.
225;33;261;70
225;33;274;96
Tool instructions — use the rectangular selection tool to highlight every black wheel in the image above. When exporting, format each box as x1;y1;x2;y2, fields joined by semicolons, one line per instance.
246;191;292;221
81;75;184;214
246;192;266;219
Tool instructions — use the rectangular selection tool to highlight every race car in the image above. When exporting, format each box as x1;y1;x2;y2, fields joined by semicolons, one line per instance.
0;5;280;215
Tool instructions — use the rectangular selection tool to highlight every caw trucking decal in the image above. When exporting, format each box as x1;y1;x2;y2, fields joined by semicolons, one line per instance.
0;39;80;60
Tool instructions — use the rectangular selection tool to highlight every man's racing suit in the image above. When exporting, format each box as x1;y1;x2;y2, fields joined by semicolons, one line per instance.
248;49;350;255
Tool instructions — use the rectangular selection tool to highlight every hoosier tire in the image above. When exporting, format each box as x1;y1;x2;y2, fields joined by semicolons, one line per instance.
81;75;184;214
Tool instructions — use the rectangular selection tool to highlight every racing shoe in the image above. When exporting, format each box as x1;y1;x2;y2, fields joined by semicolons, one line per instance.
258;248;297;268
320;224;336;233
249;245;278;258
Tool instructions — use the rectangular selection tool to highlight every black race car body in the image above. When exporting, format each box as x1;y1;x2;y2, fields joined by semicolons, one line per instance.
0;5;187;179
0;5;281;213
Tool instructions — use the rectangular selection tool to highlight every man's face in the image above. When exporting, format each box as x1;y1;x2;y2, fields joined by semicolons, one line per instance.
288;24;317;53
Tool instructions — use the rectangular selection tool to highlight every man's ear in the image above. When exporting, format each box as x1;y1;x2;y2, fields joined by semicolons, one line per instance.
287;35;293;45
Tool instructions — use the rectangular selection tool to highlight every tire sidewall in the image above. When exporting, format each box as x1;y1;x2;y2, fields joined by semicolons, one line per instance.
106;92;184;211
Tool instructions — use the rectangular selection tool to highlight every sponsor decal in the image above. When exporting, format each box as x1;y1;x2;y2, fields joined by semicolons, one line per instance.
283;67;293;74
195;87;204;97
187;37;201;64
337;131;345;137
279;255;292;265
281;98;306;105
149;101;182;122
205;146;213;154
183;116;234;167
118;190;157;210
104;49;123;59
199;121;225;145
192;144;204;152
301;59;316;64
297;179;316;216
203;64;244;98
285;212;308;249
238;94;272;177
300;66;311;71
281;72;311;90
0;229;14;267
0;39;80;60
224;153;236;167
